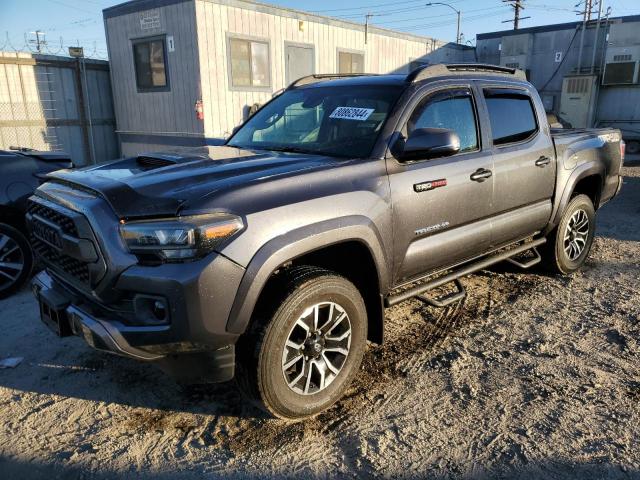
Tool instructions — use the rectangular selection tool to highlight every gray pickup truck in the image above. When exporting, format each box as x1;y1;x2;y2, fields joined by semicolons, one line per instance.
27;64;624;420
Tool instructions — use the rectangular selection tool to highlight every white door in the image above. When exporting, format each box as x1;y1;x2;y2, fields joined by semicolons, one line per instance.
286;45;314;85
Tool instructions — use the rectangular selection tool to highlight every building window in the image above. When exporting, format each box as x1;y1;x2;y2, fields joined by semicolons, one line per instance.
229;37;271;88
338;50;364;74
133;37;168;90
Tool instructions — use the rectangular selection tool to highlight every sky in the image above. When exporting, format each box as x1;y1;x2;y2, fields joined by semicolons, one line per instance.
1;0;639;59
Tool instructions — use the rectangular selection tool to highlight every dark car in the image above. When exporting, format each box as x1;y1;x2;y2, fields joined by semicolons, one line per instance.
0;148;73;298
27;64;624;420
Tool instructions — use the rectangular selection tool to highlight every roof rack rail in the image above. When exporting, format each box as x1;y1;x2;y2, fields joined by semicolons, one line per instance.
288;73;380;89
406;63;527;83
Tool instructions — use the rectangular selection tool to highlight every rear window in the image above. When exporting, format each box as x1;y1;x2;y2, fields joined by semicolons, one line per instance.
484;90;538;146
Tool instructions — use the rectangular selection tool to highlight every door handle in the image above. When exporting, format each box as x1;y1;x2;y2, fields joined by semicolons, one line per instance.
470;168;493;182
535;156;551;167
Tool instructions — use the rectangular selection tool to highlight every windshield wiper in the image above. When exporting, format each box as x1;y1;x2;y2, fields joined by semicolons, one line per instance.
261;146;320;155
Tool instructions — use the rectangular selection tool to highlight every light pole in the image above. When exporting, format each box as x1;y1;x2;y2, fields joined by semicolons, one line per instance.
426;2;461;44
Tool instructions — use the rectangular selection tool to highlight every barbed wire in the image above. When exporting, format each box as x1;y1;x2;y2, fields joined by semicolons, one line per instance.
1;31;108;60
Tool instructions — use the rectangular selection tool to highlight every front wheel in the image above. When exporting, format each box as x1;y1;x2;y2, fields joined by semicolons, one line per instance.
236;266;367;420
541;194;596;275
0;223;33;299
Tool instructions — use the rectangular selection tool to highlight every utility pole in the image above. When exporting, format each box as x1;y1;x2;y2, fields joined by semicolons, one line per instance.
365;13;372;45
501;0;530;30
575;0;594;21
425;3;461;44
27;30;47;53
364;13;382;44
589;0;603;74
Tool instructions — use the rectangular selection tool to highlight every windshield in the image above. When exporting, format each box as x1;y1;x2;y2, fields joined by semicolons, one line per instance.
227;84;404;158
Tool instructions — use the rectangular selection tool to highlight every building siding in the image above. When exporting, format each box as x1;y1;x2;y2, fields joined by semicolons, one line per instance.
105;0;203;140
106;0;474;154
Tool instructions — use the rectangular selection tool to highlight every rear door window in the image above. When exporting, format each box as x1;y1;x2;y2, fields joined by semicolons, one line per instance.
484;89;538;146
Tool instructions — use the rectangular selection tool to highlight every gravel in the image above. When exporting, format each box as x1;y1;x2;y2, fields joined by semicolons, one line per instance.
1;162;639;479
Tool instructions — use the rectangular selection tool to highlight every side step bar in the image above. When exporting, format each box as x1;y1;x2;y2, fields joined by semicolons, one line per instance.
385;238;546;307
416;278;466;308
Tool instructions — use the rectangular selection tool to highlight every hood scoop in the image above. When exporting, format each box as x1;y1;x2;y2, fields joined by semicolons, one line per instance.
136;155;179;169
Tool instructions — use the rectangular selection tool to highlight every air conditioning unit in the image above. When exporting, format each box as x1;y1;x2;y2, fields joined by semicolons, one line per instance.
602;22;640;86
602;47;640;85
559;75;598;128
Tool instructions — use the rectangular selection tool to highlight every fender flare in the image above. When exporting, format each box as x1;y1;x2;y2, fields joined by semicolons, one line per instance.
225;215;390;335
548;162;604;231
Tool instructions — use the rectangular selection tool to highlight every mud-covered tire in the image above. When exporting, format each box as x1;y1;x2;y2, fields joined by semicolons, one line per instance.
0;223;33;300
236;266;367;421
541;194;596;275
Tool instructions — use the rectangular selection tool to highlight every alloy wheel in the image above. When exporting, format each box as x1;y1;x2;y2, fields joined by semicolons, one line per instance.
563;208;590;261
0;233;25;293
281;301;352;395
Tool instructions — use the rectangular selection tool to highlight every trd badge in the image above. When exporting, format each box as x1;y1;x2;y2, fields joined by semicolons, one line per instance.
414;179;447;193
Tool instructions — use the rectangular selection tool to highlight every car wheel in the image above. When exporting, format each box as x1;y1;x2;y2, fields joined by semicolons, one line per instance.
236;266;367;420
541;194;595;275
626;140;640;155
0;223;33;299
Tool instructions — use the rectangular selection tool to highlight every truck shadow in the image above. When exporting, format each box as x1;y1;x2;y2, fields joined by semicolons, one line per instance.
0;269;541;424
0;272;562;476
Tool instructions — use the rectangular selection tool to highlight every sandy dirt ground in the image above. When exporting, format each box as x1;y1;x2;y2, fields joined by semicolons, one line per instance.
0;162;639;479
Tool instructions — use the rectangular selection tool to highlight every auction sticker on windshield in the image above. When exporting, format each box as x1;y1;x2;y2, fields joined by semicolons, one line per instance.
329;107;375;121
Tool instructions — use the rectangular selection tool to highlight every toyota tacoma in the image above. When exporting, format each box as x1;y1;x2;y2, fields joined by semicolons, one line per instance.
26;64;624;420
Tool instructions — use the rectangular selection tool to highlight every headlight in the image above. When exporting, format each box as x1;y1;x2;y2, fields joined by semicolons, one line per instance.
119;213;243;261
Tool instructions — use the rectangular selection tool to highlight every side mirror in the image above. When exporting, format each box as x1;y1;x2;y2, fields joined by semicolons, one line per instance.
397;128;461;161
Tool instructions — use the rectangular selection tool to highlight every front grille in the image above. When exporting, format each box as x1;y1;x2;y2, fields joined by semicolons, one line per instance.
27;200;94;286
31;237;91;283
27;202;78;236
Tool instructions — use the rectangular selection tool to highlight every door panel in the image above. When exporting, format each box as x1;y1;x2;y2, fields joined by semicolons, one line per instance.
482;87;556;246
491;199;552;247
286;45;314;85
388;87;494;284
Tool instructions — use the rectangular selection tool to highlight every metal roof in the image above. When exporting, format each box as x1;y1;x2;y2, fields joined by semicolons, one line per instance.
476;14;640;40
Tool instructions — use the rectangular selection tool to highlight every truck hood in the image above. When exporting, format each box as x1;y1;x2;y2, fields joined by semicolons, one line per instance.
45;146;342;219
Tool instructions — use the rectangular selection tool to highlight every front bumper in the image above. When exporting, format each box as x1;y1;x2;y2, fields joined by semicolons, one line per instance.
31;250;245;382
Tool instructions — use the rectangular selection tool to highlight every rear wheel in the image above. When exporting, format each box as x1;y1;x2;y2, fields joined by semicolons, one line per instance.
626;140;640;155
541;194;595;274
236;266;367;420
0;223;33;299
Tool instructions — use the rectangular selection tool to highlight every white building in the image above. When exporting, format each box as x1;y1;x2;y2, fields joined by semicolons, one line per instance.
104;0;474;155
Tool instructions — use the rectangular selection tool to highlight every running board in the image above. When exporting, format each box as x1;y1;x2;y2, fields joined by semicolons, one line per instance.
385;238;546;307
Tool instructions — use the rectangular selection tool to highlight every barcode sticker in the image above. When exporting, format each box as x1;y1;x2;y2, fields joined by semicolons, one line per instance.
329;107;375;121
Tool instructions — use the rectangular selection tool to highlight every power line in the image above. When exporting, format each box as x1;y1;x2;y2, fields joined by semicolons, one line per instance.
46;0;99;15
397;10;513;32
374;6;506;26
312;0;440;14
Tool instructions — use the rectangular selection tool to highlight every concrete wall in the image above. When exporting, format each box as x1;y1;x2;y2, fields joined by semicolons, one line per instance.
0;52;118;165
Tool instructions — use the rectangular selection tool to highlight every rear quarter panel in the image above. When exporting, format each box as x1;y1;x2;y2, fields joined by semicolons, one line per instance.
550;128;623;227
